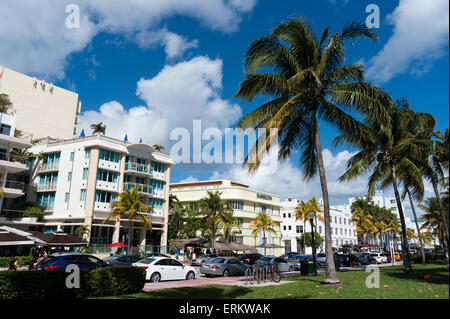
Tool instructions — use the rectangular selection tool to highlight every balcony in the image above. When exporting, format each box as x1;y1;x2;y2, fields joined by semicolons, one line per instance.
36;181;58;192
125;162;152;176
124;182;153;195
39;162;60;172
0;209;44;224
0;151;29;174
2;180;26;198
39;202;55;212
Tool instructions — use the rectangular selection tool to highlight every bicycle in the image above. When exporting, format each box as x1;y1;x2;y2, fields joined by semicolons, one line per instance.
267;265;281;283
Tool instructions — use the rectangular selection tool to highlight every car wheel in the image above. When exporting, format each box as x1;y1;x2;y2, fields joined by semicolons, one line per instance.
150;272;161;283
186;271;195;280
223;270;229;277
289;266;294;272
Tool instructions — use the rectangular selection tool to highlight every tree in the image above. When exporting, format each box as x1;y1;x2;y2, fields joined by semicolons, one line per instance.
338;103;429;273
103;187;153;252
0;93;13;114
250;210;277;256
406;228;416;241
198;191;233;252
219;213;242;244
152;144;165;151
74;225;90;238
234;18;389;284
419;197;449;253
294;200;311;254
298;232;324;250
90;122;106;135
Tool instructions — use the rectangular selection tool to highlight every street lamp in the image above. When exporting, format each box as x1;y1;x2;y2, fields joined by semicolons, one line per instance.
309;213;318;276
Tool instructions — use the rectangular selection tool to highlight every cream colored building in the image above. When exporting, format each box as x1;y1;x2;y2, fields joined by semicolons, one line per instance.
170;180;283;256
0;65;81;139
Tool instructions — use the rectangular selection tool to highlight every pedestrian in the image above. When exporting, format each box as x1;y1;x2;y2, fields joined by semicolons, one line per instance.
9;256;17;271
174;247;179;260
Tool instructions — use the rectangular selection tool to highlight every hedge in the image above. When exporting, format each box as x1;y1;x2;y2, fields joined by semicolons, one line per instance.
0;256;34;268
0;266;146;299
412;254;447;264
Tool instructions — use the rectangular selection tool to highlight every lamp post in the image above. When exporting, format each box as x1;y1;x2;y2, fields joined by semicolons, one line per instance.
309;213;318;276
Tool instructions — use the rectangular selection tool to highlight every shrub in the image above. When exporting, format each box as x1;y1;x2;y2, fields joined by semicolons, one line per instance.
0;257;12;268
0;266;145;299
412;253;447;264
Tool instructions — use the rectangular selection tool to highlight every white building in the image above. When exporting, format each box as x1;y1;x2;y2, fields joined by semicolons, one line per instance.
0;65;82;139
1;134;174;252
280;198;357;254
0;111;32;214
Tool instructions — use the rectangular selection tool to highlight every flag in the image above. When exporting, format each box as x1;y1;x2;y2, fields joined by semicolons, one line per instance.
124;134;128;142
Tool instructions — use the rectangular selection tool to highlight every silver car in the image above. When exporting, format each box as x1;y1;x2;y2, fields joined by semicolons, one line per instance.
191;254;218;266
254;256;294;272
200;257;250;277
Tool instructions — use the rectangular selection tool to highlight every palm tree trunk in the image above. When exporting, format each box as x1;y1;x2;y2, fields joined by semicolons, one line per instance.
303;220;306;254
407;189;426;265
312;114;339;284
391;165;413;273
263;230;267;256
430;176;450;260
128;222;133;254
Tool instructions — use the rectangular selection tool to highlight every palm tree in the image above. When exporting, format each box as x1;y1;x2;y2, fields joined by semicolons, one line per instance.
338;101;429;273
219;214;242;244
90;122;106;135
372;221;388;248
404;188;426;264
234;17;389;284
168;194;186;240
103;187;153;252
250;210;277;255
295;200;311;254
406;228;416;242
351;208;375;245
152;144;165;151
74;225;90;239
309;197;324;226
198;191;233;252
420;197;449;254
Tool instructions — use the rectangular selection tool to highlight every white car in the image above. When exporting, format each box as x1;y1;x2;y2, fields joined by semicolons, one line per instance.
370;253;387;264
132;256;196;282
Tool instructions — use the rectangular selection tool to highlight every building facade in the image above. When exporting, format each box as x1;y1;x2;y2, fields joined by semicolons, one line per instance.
280;198;358;254
4;135;174;251
0;65;82;139
169;180;283;256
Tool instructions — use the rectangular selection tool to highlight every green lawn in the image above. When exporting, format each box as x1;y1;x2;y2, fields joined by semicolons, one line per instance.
110;263;449;299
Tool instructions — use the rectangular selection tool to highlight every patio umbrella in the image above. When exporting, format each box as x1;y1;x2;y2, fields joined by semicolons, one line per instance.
255;243;284;249
108;242;127;248
227;242;254;251
199;241;233;251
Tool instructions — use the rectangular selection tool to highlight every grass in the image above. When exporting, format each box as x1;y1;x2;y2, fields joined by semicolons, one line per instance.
105;263;449;299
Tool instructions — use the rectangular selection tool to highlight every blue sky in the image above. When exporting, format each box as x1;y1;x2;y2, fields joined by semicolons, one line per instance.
1;0;448;215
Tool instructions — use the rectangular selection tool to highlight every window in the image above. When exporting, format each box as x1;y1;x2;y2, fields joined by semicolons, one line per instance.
97;169;118;183
344;218;346;225
340;228;343;235
85;148;91;159
288;213;291;218
334;216;337;223
345;229;347;236
230;201;243;210
95;191;116;203
68;172;72;181
283;226;286;231
65;193;70;203
80;189;86;202
339;217;342;224
288;225;292;231
296;225;303;234
319;226;322;234
82;168;89;180
335;228;338;235
283;213;286;218
70;152;74;162
0;124;11;136
99;149;120;163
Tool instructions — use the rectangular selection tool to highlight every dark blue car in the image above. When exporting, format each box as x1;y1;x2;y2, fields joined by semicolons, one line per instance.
36;253;108;271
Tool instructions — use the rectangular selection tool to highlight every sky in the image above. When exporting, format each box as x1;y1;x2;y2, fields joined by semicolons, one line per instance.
0;0;448;218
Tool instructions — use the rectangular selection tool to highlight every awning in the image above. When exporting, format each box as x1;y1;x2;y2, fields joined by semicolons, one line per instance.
0;231;34;246
28;231;88;247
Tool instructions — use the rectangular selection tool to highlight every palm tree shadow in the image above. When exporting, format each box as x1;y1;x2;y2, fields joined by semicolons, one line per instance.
134;286;254;299
381;264;449;286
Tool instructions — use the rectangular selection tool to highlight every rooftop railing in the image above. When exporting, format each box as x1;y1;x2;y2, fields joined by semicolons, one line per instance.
4;180;26;191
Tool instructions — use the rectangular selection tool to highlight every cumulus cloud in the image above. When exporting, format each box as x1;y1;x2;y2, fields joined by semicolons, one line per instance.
78;56;242;147
0;0;256;77
366;0;449;83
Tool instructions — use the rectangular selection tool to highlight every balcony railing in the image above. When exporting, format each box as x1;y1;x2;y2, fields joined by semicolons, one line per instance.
0;151;29;163
124;182;153;195
0;209;44;222
39;162;60;171
36;181;57;192
125;162;152;175
4;180;26;191
39;202;55;211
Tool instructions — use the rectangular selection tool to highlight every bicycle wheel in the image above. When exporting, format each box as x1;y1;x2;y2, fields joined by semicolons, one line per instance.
272;268;281;283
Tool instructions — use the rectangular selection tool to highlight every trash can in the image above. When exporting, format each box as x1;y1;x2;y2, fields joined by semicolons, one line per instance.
300;260;309;276
307;261;315;274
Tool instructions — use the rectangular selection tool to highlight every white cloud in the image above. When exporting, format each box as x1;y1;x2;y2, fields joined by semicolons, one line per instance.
366;0;449;83
210;149;370;204
0;0;256;78
78;56;242;147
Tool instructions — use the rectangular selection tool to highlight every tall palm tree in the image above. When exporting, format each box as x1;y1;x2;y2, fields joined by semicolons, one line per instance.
74;225;90;239
309;196;324;226
168;194;186;239
234;17;389;284
198;191;233;252
103;187;153;252
90;122;106;135
419;197;449;253
295;200;311;253
338;103;429;273
404;188;426;264
219;214;242;244
250;210;277;255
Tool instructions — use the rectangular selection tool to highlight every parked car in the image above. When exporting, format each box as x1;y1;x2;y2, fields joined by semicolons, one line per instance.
132;256;196;282
103;254;142;266
200;257;250;277
394;252;402;261
254;256;294;272
279;252;299;261
358;253;377;265
383;253;392;263
36;253;108;271
287;255;312;270
191;254;218;266
370;253;387;264
338;254;360;267
316;253;326;268
144;253;170;258
238;253;263;265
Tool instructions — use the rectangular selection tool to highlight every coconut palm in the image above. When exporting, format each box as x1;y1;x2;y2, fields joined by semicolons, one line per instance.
103;187;153;252
219;214;242;244
338;102;432;273
419;197;449;253
234;17;389;284
90;122;106;135
74;225;90;239
294;200;311;254
198;191;234;252
406;228;416;242
250;210;277;255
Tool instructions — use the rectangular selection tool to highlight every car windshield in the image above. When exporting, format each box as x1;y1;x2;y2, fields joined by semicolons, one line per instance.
370;254;378;257
41;256;58;265
136;258;156;264
260;257;272;262
317;254;326;258
211;258;226;263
